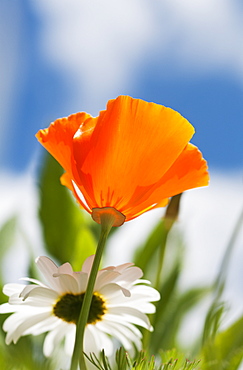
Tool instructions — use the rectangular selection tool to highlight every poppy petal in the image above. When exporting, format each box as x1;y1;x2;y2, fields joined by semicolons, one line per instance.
73;96;195;210
123;143;209;220
36;96;209;223
36;112;92;176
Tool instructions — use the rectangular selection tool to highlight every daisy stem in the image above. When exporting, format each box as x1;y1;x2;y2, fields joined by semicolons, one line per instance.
70;212;117;370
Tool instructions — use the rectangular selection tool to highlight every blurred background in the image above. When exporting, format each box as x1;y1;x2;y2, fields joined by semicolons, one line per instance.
0;0;243;351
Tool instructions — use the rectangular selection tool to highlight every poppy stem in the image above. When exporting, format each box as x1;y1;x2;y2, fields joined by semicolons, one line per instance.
70;211;117;370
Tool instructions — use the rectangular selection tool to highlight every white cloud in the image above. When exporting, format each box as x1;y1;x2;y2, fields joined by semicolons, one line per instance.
0;169;43;282
32;0;157;112
180;171;243;316
30;0;243;115
160;0;243;77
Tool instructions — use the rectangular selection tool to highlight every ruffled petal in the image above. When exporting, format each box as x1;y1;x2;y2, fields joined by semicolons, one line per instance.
122;143;209;220
36;112;92;176
73;96;195;211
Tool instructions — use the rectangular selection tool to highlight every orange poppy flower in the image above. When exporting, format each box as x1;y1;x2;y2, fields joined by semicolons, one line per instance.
36;95;209;226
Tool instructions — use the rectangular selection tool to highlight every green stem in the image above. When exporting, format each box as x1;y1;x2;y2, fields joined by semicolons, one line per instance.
154;224;168;292
143;194;182;351
154;194;182;293
142;220;168;350
70;215;114;370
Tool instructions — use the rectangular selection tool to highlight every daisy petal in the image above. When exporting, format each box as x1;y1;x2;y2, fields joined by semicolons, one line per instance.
81;255;95;274
113;266;143;286
94;270;121;291
113;262;134;273
107;306;152;330
35;256;61;292
43;321;71;357
53;274;79;294
25;316;60;336
56;262;74;275
20;286;58;303
75;272;88;292
0;254;160;361
5;312;51;344
64;325;76;356
3;283;26;297
99;283;131;298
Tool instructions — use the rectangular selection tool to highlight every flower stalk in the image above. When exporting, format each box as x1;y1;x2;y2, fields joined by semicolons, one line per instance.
143;194;182;350
70;209;120;370
154;193;182;291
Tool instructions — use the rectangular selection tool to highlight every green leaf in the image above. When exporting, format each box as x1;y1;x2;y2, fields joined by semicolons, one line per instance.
134;195;183;287
0;216;17;260
151;287;210;354
202;301;226;344
38;152;97;266
154;256;181;322
85;350;112;370
0;334;55;370
115;347;129;370
85;348;201;370
202;208;243;346
0;216;18;303
214;208;243;299
202;315;243;369
133;220;167;274
160;349;201;370
70;226;97;271
142;257;181;350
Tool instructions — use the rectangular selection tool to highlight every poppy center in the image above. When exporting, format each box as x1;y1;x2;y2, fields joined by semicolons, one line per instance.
53;292;107;325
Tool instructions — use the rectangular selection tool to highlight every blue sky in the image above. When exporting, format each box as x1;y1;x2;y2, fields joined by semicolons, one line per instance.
1;0;243;172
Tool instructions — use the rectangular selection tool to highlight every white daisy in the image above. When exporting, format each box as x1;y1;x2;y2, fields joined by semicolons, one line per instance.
0;255;160;359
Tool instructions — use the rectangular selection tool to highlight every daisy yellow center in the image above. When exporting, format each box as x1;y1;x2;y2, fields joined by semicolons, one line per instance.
53;292;107;325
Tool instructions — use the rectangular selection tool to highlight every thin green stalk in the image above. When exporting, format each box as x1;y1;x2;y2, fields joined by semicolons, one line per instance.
154;194;182;293
154;223;169;292
142;220;169;350
143;194;182;351
70;213;115;370
214;207;243;298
